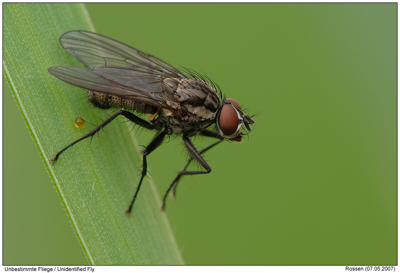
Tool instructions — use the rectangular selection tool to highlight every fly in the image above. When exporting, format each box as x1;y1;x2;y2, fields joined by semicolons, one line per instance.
48;30;255;215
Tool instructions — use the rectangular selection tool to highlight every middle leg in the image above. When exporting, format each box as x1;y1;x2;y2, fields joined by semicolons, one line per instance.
125;130;166;216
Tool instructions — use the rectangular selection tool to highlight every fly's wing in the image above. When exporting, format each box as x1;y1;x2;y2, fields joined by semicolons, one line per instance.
48;66;176;109
59;30;186;93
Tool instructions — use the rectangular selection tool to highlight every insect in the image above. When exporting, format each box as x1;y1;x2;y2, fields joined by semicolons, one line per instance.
48;30;255;215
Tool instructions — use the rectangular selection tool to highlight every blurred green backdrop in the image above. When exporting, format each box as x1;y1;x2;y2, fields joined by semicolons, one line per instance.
4;3;396;265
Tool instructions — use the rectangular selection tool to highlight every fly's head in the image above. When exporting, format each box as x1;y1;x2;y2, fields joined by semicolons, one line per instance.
216;98;255;142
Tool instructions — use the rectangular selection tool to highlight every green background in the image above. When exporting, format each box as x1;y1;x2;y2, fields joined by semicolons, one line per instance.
4;3;396;265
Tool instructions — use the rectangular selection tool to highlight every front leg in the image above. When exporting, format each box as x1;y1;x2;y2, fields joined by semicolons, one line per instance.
171;129;223;198
161;139;223;211
161;132;223;211
182;136;211;173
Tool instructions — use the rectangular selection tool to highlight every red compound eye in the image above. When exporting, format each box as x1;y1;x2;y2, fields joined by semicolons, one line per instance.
218;98;243;138
226;98;241;111
218;104;238;136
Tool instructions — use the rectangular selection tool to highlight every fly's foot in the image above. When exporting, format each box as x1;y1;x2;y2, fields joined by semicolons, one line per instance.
171;181;179;199
49;156;58;165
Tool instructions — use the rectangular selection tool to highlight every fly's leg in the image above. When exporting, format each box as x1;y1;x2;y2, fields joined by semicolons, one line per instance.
161;139;223;211
50;110;155;163
199;129;224;139
171;140;223;198
125;131;166;216
171;129;223;198
161;131;223;211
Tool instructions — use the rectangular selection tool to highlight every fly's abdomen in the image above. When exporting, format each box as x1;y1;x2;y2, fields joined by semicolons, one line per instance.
88;91;158;113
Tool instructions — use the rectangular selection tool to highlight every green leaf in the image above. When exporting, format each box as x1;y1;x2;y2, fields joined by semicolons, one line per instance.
3;3;183;265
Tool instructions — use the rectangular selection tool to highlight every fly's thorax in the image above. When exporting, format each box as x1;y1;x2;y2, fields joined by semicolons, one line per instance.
157;106;214;135
166;78;221;121
88;91;157;113
163;78;180;93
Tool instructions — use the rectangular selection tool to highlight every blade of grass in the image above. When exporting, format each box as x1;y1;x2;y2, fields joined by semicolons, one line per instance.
3;3;183;265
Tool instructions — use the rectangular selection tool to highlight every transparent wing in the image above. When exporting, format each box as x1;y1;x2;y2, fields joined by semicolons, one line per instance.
48;66;179;109
59;30;186;93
